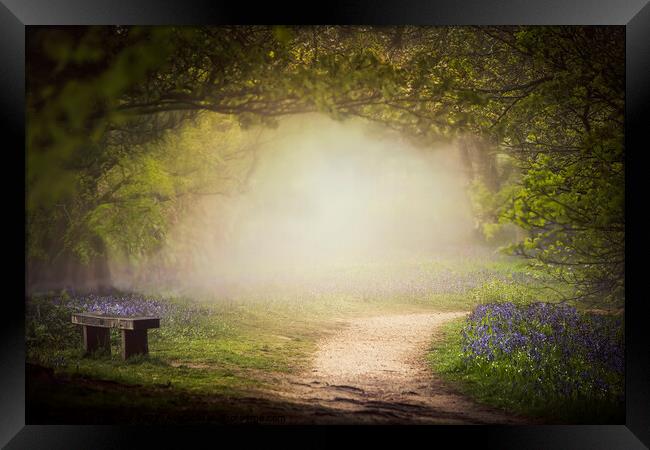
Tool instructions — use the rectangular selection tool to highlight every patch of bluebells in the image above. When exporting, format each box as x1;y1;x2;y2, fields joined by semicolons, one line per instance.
461;302;624;401
63;293;171;318
51;293;207;326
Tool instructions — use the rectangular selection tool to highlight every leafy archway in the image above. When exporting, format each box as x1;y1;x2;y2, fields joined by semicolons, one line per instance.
26;26;624;304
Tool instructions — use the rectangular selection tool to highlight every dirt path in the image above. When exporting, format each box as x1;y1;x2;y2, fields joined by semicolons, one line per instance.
260;311;529;424
27;312;532;424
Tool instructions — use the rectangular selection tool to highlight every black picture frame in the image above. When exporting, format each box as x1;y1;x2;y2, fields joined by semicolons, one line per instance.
3;1;649;448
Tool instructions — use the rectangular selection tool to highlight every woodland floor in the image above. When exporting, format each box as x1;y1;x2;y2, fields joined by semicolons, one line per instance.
27;310;534;424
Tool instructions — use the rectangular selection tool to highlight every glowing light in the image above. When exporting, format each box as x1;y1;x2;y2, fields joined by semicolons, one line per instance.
115;114;476;292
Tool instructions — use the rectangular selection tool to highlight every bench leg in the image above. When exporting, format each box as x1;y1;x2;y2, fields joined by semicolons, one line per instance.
121;329;149;359
83;326;111;355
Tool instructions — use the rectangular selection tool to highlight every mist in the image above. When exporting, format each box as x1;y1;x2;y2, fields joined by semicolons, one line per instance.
113;114;477;296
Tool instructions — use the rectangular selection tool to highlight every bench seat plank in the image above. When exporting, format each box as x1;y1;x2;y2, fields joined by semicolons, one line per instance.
72;313;160;330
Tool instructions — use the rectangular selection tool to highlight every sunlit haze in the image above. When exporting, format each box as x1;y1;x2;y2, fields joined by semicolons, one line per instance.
118;114;477;294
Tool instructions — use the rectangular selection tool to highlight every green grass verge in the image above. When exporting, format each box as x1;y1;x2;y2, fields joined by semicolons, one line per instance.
428;317;624;424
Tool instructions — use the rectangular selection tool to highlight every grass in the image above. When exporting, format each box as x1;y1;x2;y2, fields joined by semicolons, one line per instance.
26;250;587;422
27;277;458;396
29;296;328;395
26;289;443;422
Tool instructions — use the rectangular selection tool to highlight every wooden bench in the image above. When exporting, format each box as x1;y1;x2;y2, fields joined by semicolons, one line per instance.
71;313;160;359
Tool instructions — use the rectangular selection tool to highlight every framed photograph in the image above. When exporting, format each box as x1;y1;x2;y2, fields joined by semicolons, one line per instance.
3;0;649;448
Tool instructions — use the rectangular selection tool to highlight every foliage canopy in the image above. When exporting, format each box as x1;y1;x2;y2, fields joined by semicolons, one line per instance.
27;26;624;305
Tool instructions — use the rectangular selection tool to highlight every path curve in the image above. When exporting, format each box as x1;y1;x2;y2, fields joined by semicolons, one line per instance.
261;311;529;424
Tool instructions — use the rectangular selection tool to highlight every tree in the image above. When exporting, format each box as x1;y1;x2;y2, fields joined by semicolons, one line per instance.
26;26;624;304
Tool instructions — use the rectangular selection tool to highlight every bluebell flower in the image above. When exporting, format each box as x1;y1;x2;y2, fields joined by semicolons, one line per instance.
460;301;624;401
